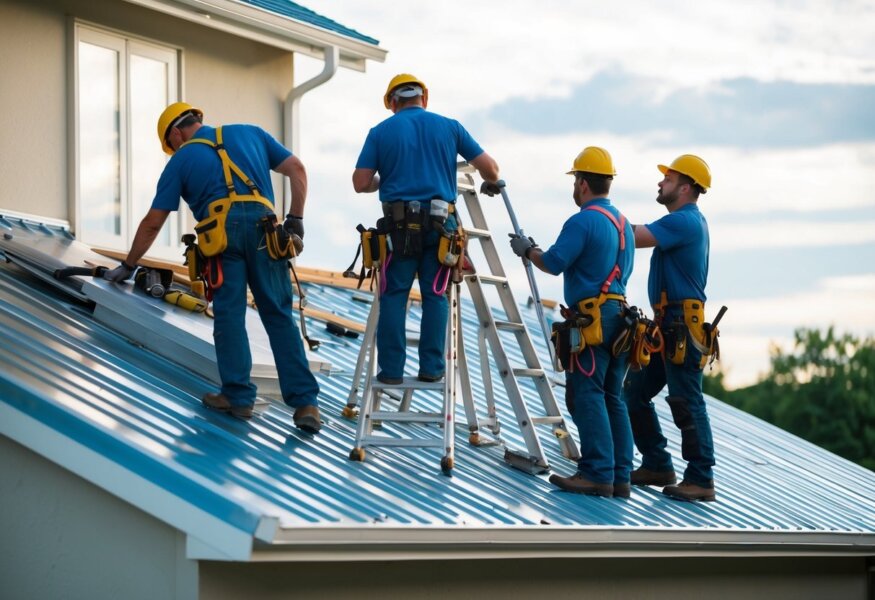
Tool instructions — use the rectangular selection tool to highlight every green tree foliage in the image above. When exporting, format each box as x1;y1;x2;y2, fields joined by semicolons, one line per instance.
705;327;875;471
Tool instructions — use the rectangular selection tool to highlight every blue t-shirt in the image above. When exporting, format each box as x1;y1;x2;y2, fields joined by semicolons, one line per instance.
646;203;709;306
541;198;635;306
355;106;484;202
151;124;291;220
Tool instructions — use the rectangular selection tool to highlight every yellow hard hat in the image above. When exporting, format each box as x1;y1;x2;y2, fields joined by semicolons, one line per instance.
566;146;616;177
658;154;711;191
383;73;428;109
157;102;203;155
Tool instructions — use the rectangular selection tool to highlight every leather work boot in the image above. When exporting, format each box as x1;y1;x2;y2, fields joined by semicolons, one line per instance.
613;482;632;499
202;393;253;420
663;481;716;502
293;405;322;434
549;473;613;497
630;467;677;487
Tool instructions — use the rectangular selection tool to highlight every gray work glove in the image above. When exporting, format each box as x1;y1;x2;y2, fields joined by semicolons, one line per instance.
509;233;537;259
103;261;135;282
283;215;305;240
480;181;503;197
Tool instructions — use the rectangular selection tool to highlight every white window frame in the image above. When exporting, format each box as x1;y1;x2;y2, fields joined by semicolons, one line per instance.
71;22;185;261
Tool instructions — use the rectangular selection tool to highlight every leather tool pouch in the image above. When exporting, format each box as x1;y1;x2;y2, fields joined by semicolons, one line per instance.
437;226;466;267
551;309;594;372
262;212;301;260
194;198;231;257
664;317;688;366
385;202;425;258
575;297;604;346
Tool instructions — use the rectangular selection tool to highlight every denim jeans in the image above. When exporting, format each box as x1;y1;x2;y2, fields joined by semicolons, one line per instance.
623;307;715;486
211;202;319;409
565;299;634;485
377;210;456;379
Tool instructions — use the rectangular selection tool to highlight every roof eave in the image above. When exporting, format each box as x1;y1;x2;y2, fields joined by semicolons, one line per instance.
121;0;386;71
253;526;875;562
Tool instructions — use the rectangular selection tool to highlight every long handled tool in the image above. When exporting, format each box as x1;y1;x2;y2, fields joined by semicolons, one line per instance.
496;180;556;368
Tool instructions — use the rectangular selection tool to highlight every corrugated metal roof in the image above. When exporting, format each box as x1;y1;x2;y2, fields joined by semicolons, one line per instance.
2;223;875;560
238;0;379;45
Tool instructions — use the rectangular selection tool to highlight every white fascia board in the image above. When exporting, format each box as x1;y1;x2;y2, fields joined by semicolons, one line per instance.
0;402;276;561
251;526;875;562
121;0;386;71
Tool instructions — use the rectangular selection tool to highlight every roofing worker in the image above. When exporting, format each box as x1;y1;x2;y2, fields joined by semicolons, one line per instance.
624;154;716;501
103;102;322;433
352;74;499;384
509;147;635;498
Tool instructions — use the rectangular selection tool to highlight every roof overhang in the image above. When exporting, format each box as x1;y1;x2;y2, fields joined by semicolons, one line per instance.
121;0;386;71
253;526;875;562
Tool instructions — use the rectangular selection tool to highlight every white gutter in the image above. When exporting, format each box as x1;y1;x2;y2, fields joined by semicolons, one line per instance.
281;45;339;214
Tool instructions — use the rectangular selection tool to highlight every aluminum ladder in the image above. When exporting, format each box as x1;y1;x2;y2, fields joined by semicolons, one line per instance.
455;165;580;473
346;265;461;475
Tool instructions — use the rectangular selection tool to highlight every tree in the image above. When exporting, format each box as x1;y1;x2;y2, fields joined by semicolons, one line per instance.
706;327;875;471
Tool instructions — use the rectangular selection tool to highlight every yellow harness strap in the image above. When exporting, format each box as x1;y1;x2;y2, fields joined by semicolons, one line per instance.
182;127;274;211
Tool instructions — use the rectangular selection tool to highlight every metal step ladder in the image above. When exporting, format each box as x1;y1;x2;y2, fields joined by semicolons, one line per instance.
346;266;461;475
455;165;580;473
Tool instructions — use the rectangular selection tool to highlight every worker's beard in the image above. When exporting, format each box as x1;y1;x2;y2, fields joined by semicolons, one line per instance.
656;187;679;206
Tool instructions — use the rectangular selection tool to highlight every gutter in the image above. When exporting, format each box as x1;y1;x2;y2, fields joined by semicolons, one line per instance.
281;45;339;214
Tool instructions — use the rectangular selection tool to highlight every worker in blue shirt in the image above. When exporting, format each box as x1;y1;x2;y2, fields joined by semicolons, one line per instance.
509;147;635;498
103;102;321;433
624;154;716;501
352;74;500;384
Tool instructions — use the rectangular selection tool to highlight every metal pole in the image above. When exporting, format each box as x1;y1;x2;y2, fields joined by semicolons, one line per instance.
496;180;556;368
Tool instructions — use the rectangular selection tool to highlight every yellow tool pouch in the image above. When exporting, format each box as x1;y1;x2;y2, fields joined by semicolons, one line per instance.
575;297;603;346
437;226;466;267
682;299;724;369
361;227;388;269
194;198;231;257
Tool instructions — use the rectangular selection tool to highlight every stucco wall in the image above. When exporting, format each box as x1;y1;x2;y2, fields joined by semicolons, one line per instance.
0;434;198;600
201;555;868;600
0;0;293;229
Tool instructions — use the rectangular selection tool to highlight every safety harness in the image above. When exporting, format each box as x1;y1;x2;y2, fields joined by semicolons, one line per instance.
552;205;628;373
181;127;319;349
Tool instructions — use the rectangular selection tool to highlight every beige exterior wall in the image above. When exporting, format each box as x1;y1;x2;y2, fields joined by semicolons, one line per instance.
202;555;869;600
0;0;293;231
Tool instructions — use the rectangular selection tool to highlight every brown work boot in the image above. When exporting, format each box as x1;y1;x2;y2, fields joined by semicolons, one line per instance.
202;392;253;420
613;482;631;499
663;480;716;502
630;467;677;487
549;473;613;497
293;404;322;434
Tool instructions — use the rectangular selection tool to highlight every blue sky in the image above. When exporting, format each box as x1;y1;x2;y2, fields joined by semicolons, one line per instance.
294;0;875;388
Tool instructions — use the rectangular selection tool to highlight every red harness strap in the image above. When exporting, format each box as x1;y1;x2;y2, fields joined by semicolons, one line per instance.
585;205;626;295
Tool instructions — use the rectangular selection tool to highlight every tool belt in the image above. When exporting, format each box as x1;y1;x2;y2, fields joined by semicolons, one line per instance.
611;304;664;371
183;127;275;257
183;233;222;302
658;296;724;369
261;212;303;261
550;293;624;372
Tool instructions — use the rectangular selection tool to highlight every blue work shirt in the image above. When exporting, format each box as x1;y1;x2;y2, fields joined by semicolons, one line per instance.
151;124;291;220
541;198;634;306
355;106;484;202
646;203;709;306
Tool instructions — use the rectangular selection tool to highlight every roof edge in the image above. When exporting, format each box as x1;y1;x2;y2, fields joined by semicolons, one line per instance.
121;0;386;71
255;527;875;562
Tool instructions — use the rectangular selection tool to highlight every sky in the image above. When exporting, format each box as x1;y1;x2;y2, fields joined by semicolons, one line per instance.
292;0;875;389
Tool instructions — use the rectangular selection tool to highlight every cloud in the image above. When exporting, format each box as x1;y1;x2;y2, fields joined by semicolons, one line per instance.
481;71;875;148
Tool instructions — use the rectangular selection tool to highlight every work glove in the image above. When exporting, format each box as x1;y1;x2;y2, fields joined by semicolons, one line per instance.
509;233;538;259
480;181;503;197
103;261;135;282
283;215;305;240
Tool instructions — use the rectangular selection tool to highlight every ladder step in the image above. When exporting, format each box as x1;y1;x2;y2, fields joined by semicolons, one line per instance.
494;320;525;332
530;416;565;425
471;274;507;286
465;227;491;239
369;411;444;424
361;436;445;448
371;377;444;391
512;368;546;378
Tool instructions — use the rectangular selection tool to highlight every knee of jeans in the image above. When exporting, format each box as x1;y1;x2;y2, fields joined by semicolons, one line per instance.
666;395;695;431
